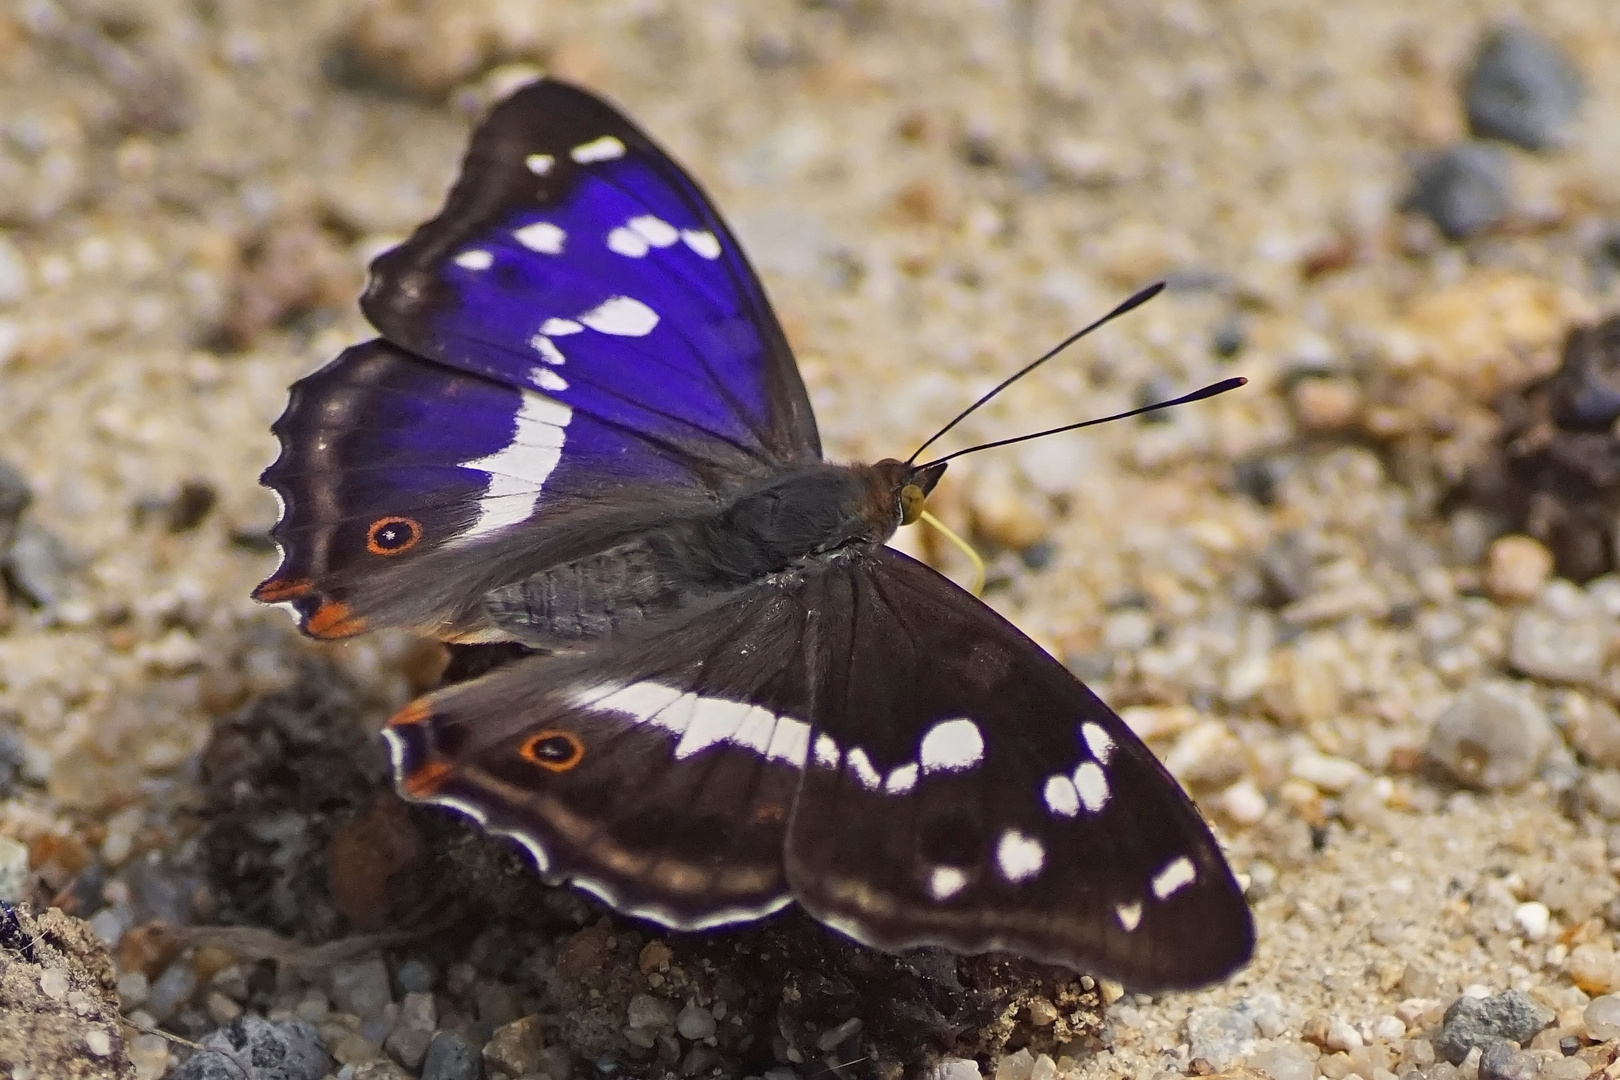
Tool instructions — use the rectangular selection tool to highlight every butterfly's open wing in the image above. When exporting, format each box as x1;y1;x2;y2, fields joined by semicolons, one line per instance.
384;587;815;925
258;78;822;638
784;547;1253;990
255;341;718;638
386;547;1251;989
364;78;821;469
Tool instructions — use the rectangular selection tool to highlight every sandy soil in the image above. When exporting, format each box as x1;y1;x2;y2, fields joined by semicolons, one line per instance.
6;1;1620;1078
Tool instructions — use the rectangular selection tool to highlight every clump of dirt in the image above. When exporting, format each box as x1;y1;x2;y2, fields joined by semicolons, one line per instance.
0;902;134;1079
1457;313;1620;580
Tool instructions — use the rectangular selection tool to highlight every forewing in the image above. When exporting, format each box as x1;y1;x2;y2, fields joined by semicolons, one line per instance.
384;588;816;926
255;340;715;639
784;548;1254;991
364;78;821;470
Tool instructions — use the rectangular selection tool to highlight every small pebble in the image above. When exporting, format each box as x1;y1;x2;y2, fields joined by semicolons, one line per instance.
84;1027;113;1057
146;961;198;1021
420;1031;482;1080
1324;1019;1363;1051
1247;1044;1316;1080
393;958;437;995
1220;780;1268;825
1426;681;1553;790
1185;1005;1259;1069
1486;536;1554;603
1513;900;1551;941
169;1016;328;1080
1508;606;1613;686
1464;24;1583;151
38;967;69;1001
0;836;30;902
675;1002;717;1041
627;993;677;1032
482;1015;545;1077
1584;994;1620;1040
1290;376;1362;434
328;953;393;1021
117;971;150;1010
816;1018;862;1051
928;1059;985;1080
1405;142;1512;241
1435;990;1555;1064
1478;1039;1539;1080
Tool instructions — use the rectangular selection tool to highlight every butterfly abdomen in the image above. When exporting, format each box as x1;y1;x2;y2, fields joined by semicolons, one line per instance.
483;536;691;644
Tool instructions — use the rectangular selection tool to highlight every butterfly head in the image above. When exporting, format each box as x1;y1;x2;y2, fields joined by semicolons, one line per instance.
864;458;947;531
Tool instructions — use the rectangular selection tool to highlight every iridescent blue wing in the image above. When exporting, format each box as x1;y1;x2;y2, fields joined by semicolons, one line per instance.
362;78;821;470
255;341;715;640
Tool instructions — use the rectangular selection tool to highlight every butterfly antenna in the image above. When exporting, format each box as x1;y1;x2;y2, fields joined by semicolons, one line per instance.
916;376;1247;469
905;281;1166;466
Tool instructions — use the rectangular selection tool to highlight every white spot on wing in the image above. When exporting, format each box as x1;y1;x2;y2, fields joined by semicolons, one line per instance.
570;135;625;163
1152;856;1198;900
629;215;679;247
846;748;882;790
453;249;493;270
674;697;754;759
1043;775;1079;817
607;227;649;258
576;681;809;767
996;830;1046;882
451;390;571;544
928;866;967;900
681;229;722;259
1083;722;1116;764
884;763;918;794
764;717;811;768
1073;761;1110;813
576;682;684;730
541;318;582;336
814;734;841;769
529;335;566;366
513;221;565;254
580;296;659;337
1116;901;1143;932
525;153;554;175
729;705;779;755
919;718;984;773
532;368;568;392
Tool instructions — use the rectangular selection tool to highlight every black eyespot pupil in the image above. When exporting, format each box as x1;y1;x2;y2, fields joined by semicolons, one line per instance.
372;522;414;549
535;736;574;761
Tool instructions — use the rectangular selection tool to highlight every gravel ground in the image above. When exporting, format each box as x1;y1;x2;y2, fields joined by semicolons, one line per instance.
7;1;1620;1078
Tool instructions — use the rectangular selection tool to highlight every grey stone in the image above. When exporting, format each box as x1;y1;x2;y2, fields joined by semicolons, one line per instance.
146;962;198;1022
393;958;437;995
1435;991;1555;1065
1426;681;1553;790
675;1002;717;1041
1509;607;1614;686
1465;25;1584;151
1582;770;1620;821
1184;1005;1258;1070
328;953;392;1021
626;993;677;1032
1478;1039;1539;1080
3;519;77;607
384;1026;432;1072
0;458;29;558
1405;142;1512;241
170;1016;328;1080
421;1031;483;1080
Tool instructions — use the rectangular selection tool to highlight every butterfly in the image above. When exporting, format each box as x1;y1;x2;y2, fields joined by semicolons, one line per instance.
254;78;1254;990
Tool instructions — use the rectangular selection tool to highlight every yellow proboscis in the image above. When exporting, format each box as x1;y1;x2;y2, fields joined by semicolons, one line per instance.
918;509;985;597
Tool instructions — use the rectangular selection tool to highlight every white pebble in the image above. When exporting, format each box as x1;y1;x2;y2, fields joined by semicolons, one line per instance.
38;968;69;1001
1220;779;1268;825
84;1029;112;1057
1373;1015;1407;1041
1289;752;1367;793
1514;900;1551;941
1325;1019;1364;1051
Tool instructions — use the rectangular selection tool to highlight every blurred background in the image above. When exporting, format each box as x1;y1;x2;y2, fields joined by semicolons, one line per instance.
4;2;1620;1079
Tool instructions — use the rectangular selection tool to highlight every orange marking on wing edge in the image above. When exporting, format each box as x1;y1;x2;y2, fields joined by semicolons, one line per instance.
366;515;423;557
252;577;314;602
387;700;432;728
306;600;366;639
519;730;585;773
402;760;451;798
